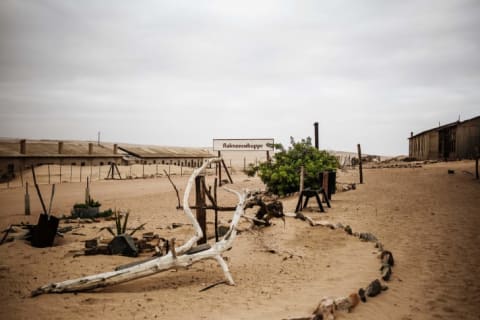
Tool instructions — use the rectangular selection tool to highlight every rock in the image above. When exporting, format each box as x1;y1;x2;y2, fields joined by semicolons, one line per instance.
108;234;138;257
344;225;352;235
359;232;377;242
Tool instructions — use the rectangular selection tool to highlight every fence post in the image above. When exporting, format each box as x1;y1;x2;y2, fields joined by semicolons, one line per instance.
357;144;363;184
195;175;207;244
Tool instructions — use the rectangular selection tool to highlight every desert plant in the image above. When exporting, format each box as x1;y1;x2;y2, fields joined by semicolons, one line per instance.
244;163;259;177
73;198;101;209
100;210;146;236
258;137;339;196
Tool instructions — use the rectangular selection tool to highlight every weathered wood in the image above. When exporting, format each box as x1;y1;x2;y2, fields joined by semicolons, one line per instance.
31;158;248;296
31;166;48;214
221;159;233;184
178;205;236;211
114;163;122;179
195;175;207;244
164;169;181;208
357;143;363;184
217;151;222;186
0;225;14;245
47;184;55;217
85;176;90;204
214;178;219;242
25;182;30;216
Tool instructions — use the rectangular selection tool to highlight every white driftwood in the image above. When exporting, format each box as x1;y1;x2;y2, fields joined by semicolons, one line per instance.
32;158;247;296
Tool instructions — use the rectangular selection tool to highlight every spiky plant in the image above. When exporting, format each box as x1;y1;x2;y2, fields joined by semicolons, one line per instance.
100;209;146;237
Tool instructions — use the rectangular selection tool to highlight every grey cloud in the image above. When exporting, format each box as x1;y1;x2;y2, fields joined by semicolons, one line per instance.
1;0;479;155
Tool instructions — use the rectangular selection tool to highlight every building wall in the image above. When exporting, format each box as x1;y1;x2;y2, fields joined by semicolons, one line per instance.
456;117;480;159
409;117;480;160
409;131;441;160
0;157;122;177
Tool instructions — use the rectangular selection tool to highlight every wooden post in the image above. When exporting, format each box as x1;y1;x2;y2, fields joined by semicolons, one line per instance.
25;182;30;215
195;175;207;244
314;122;319;149
322;171;329;202
142;162;145;178
214;177;218;242
85;176;90;204
357;144;363;184
48;164;51;184
47;184;55;217
266;150;270;162
218;151;222;186
114;163;122;179
80;165;82;183
221;160;233;184
31;165;48;214
299;166;304;194
59;162;62;184
70;164;73;182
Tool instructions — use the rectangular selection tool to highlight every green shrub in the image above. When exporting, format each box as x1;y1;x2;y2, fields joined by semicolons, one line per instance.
244;163;259;177
73;198;101;209
258;137;339;196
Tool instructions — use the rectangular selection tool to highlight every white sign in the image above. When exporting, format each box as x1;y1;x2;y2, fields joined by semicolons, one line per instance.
213;139;274;151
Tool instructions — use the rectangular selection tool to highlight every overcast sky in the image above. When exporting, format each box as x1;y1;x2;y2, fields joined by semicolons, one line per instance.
1;1;479;155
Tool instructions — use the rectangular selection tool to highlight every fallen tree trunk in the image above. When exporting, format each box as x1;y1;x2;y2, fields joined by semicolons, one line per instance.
32;157;247;296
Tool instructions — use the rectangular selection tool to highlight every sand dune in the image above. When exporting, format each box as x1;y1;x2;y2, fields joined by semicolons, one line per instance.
0;160;479;319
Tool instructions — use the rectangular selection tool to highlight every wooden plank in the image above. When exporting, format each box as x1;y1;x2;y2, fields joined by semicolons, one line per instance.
221;159;233;184
357;143;364;184
31;166;48;214
195;175;207;244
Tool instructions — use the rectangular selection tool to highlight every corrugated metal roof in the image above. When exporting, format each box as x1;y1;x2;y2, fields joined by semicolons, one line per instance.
409;115;480;139
118;144;214;158
0;139;214;159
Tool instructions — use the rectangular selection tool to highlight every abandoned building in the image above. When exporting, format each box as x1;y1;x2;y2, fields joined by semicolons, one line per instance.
0;139;214;180
117;144;214;167
409;115;480;160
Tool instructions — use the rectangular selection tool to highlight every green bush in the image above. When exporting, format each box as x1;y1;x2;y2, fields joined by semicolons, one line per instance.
258;137;339;196
244;163;259;177
73;198;101;209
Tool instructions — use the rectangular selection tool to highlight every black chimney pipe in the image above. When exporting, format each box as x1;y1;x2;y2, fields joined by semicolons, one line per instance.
314;122;319;149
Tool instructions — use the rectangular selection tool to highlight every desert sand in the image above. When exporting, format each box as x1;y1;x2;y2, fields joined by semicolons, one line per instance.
0;159;479;319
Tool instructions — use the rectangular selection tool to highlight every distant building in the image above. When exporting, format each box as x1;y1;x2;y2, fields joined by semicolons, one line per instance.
409;115;480;160
117;144;214;167
0;139;214;181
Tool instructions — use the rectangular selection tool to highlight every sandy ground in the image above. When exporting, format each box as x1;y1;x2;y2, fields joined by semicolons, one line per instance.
0;160;479;319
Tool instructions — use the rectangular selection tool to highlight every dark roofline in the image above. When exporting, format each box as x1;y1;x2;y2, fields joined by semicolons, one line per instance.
0;154;123;159
409;115;480;139
118;146;214;159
